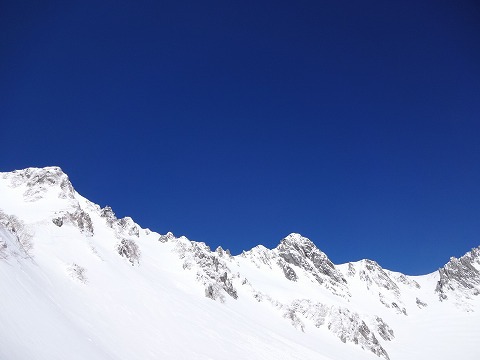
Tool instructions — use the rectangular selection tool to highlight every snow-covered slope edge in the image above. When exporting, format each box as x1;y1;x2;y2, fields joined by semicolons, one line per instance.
1;166;479;360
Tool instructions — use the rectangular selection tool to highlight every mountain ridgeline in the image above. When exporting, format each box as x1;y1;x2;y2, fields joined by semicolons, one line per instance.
1;167;479;360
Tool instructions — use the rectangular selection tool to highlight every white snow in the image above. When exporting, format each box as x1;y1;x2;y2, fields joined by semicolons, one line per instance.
1;167;479;360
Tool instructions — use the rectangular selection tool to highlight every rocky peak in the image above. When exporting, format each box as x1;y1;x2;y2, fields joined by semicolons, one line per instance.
242;245;277;268
100;206;140;238
215;246;231;257
435;246;480;303
276;233;332;267
276;233;348;297
158;232;175;243
116;217;140;237
461;246;480;268
354;260;407;315
358;260;400;293
277;233;316;253
100;206;117;226
2;166;75;201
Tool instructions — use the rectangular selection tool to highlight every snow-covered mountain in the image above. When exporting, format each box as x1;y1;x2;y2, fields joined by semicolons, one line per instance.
1;166;479;360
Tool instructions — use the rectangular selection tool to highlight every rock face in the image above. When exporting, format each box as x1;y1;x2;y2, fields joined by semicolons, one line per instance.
100;206;117;227
68;263;88;283
174;238;238;302
100;206;140;239
3;166;75;201
286;300;393;360
435;247;480;309
276;234;349;296
158;232;175;243
0;211;33;258
52;208;94;236
241;234;350;298
117;239;141;265
169;232;387;358
347;259;408;315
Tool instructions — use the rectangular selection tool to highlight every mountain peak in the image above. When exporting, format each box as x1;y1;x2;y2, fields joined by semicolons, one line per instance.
4;166;65;179
435;245;480;306
276;233;348;294
1;166;75;201
277;233;316;251
276;233;331;263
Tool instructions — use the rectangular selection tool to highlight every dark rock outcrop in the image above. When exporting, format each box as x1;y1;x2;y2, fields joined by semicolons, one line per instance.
52;208;94;236
117;238;141;265
175;239;238;302
5;167;75;201
435;247;480;302
276;234;349;297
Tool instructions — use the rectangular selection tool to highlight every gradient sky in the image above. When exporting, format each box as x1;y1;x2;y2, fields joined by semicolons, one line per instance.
2;0;480;275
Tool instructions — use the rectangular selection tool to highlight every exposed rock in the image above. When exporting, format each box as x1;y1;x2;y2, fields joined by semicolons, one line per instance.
241;245;276;268
285;299;391;360
100;206;117;227
278;258;298;281
435;247;480;305
5;167;75;201
347;262;356;277
117;217;140;237
52;208;94;236
216;246;232;258
175;239;238;301
326;307;390;360
68;263;88;283
159;232;175;243
0;239;7;259
374;316;395;341
69;209;94;236
205;284;225;302
352;259;409;314
283;308;305;332
359;260;400;295
59;177;75;199
416;297;428;308
276;234;349;297
396;274;421;289
378;293;407;315
117;239;141;265
52;217;64;227
0;210;33;257
101;206;140;239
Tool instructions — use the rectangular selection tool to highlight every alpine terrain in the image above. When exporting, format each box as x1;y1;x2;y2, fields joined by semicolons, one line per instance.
1;166;479;360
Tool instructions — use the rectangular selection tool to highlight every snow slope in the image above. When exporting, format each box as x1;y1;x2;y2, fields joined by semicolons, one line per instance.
1;167;479;360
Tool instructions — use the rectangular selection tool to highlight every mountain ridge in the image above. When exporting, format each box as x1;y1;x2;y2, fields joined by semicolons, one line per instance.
1;166;479;360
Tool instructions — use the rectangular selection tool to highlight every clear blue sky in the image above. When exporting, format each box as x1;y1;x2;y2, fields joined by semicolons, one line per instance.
2;1;480;275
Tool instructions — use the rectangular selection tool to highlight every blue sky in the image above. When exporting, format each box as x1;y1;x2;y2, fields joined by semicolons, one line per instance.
2;0;480;275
